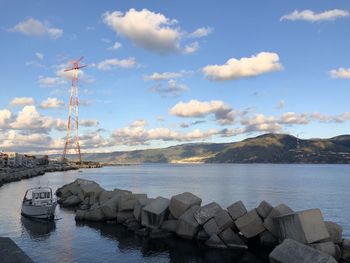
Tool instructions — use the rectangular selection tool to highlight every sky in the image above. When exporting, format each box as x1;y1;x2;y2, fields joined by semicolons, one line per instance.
0;0;349;154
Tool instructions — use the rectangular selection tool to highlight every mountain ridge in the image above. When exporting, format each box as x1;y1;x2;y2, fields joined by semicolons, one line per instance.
55;133;350;164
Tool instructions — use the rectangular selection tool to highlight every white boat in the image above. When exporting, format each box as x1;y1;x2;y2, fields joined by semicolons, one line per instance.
21;187;57;220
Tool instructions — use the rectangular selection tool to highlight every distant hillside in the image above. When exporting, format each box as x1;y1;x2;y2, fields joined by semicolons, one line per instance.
56;134;350;164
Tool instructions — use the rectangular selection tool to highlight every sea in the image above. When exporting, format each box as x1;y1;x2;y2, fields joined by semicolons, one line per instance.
0;164;349;262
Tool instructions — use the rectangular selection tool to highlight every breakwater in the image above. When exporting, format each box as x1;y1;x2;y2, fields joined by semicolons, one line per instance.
0;164;77;187
56;178;350;263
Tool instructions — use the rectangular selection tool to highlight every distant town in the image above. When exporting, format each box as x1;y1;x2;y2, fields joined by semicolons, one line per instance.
0;152;49;168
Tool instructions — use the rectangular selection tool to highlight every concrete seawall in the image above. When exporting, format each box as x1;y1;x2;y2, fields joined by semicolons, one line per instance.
57;178;350;263
0;237;34;263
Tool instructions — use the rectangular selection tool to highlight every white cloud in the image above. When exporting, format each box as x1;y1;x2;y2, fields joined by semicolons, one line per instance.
40;98;64;109
0;109;12;128
80;119;99;127
217;128;246;137
111;120;219;145
10;97;35;106
97;57;137;70
10;17;63;39
150;79;187;97
281;9;349;22
184;42;199;54
35;52;44;60
241;114;282;133
189;27;213;38
0;130;55;152
38;76;66;87
330;67;350;79
145;71;184;81
103;8;180;53
280;112;309;124
170;99;235;125
130;119;148;128
108;41;122;50
10;105;55;132
203;52;283;81
311;112;350;123
55;119;66;131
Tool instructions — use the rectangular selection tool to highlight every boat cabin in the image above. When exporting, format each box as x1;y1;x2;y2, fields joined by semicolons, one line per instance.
23;187;54;206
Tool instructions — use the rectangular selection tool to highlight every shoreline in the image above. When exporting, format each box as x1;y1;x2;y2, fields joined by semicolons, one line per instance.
0;164;78;187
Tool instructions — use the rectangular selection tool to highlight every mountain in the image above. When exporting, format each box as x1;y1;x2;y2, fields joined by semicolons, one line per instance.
56;134;350;164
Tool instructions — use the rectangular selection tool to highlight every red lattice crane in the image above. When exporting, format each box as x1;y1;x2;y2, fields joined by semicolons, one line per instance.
62;56;87;164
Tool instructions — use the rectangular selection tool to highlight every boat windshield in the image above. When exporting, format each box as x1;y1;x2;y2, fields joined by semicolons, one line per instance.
33;191;51;199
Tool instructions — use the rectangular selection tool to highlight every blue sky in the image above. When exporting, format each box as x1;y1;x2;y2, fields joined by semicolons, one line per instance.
0;0;349;154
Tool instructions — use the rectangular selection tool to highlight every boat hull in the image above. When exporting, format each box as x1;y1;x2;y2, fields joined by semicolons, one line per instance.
21;203;57;220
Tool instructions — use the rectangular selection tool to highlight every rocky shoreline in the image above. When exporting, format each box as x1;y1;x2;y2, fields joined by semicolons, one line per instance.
0;164;77;187
56;179;350;263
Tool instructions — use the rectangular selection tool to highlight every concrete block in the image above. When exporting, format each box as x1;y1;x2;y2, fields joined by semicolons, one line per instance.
99;189;131;205
141;196;170;229
62;195;81;207
197;230;210;241
269;238;337;263
325;221;343;244
75;210;87;220
235;209;265;238
76;179;104;204
227;200;247;220
260;230;278;247
263;204;294;236
117;211;134;224
176;205;200;239
169;192;202;219
84;207;104;221
118;193;147;211
194;202;222;225
214;209;234;232
100;195;119;220
205;234;227;249
310;241;341;261
256;200;273;219
133;198;154;221
219;228;248;249
341;238;350;260
98;190;115;205
203;218;220;236
276;209;330;244
161;220;178;233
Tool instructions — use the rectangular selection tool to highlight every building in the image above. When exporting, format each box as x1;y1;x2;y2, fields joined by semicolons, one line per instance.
0;153;8;167
5;152;23;167
0;152;49;167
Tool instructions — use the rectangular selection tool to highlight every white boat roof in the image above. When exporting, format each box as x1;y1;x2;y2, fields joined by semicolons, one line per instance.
28;187;52;193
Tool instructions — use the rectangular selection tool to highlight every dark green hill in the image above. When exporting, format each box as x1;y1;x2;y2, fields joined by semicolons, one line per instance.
55;133;350;164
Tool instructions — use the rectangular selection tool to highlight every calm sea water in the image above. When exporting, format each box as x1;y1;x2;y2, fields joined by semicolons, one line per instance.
0;164;349;262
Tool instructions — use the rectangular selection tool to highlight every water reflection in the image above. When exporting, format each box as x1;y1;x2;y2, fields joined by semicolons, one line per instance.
76;221;269;262
21;216;56;240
